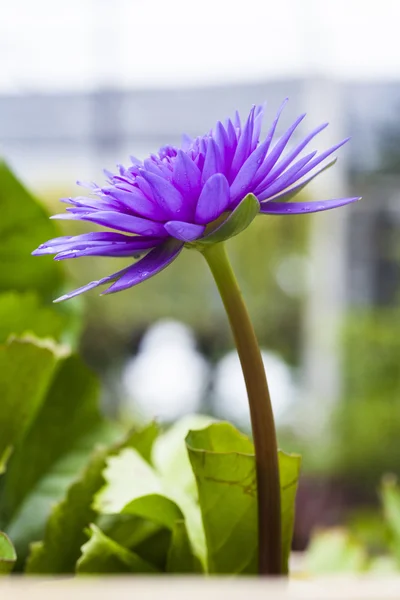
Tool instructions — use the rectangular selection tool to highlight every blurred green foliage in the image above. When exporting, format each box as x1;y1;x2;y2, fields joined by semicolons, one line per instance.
306;477;400;575
0;161;63;298
338;309;400;481
0;162;82;346
285;308;400;483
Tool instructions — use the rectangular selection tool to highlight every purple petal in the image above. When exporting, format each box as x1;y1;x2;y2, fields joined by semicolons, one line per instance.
143;158;165;176
53;265;132;303
51;212;89;220
37;232;136;248
214;121;230;173
258;122;328;188
264;159;337;203
139;171;187;218
225;119;238;151
55;239;161;260
229;135;274;205
201;138;223;184
76;180;99;191
33;232;158;256
195;173;230;225
104;186;166;221
229;106;255;181
260;197;361;215
252;98;288;175
234;110;241;130
253;112;307;188
257;152;316;201
164;221;205;242
135;175;156;201
293;138;350;181
79;211;167;236
251;104;265;150
172;150;202;209
103;239;184;295
181;133;193;150
145;157;172;179
65;206;95;215
61;195;117;211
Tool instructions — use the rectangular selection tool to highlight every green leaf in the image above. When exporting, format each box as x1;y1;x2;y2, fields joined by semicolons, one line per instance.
99;491;202;573
306;529;367;574
76;525;157;574
167;520;203;574
25;450;107;574
280;450;302;570
97;513;160;552
0;532;16;575
0;344;119;567
382;476;400;539
0;336;63;463
194;193;260;246
25;422;160;574
121;496;199;572
186;422;301;574
122;421;160;465
94;449;162;514
2;354;102;518
0;292;68;343
122;494;184;528
0;160;64;298
95;444;206;567
152;414;214;496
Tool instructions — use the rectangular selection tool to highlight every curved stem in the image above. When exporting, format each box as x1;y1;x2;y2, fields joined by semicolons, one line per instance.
202;242;282;576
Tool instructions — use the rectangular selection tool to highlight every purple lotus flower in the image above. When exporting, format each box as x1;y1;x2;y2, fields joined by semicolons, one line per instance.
33;100;359;301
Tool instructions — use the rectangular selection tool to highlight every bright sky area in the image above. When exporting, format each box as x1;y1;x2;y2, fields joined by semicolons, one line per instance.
0;0;398;92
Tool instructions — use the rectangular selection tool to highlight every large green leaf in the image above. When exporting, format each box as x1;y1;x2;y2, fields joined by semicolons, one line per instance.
186;422;301;574
1;353;102;519
76;524;157;574
25;450;107;574
0;532;16;575
0;339;119;567
25;423;159;574
0;160;63;297
0;336;63;464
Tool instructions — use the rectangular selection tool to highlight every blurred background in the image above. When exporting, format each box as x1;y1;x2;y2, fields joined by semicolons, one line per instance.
1;0;400;557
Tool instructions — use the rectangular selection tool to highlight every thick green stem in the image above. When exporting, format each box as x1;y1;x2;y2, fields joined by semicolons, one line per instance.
202;242;282;576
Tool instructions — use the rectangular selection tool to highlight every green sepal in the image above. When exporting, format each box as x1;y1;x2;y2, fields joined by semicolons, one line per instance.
190;193;260;248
